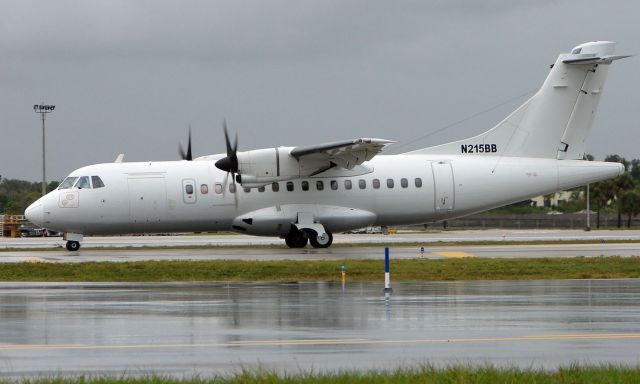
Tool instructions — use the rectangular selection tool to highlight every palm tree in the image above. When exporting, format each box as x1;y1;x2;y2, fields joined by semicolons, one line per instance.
590;181;614;228
620;189;640;228
612;173;635;228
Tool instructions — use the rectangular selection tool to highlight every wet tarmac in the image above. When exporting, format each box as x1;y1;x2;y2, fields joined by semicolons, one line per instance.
1;279;640;377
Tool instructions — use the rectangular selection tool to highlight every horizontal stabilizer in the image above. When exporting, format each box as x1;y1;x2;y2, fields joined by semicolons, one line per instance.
563;54;631;65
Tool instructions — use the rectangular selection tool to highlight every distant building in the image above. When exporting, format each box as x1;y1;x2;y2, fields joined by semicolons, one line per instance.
530;190;576;208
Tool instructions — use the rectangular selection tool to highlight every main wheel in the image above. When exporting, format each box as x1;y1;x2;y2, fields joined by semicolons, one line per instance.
285;230;308;248
66;241;81;251
309;232;333;248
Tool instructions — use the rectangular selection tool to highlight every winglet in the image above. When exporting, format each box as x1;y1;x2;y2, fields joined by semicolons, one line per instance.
114;154;125;163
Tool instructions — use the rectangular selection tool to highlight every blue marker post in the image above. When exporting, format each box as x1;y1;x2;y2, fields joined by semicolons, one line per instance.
384;247;392;293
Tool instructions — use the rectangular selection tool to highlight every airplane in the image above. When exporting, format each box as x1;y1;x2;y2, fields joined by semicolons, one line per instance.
26;41;630;251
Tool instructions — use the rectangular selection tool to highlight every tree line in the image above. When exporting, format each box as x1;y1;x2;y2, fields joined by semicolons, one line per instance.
588;155;640;228
0;178;59;215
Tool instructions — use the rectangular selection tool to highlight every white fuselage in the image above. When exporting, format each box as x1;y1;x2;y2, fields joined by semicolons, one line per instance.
26;154;623;237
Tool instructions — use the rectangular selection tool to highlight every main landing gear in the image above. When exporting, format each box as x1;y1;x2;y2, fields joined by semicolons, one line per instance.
285;229;333;249
66;241;81;251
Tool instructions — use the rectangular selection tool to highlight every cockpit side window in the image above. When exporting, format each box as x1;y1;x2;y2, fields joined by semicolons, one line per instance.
571;48;582;54
91;176;105;188
75;176;91;189
58;177;79;190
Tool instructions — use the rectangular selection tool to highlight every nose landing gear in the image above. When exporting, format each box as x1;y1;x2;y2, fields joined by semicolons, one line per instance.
65;241;81;251
63;232;84;252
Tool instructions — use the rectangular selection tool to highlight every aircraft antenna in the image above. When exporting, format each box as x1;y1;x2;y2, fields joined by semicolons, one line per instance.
388;89;536;154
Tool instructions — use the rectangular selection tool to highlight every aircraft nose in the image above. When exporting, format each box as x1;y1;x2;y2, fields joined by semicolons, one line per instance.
25;200;44;226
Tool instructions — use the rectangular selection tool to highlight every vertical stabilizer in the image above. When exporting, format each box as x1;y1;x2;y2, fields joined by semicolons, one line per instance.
411;41;628;159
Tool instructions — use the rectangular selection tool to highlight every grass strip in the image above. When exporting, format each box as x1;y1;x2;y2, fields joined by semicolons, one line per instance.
1;256;640;282
3;364;640;383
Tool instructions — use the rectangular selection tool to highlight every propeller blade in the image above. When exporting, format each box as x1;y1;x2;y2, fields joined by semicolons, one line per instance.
223;120;232;156
179;126;193;161
222;171;230;198
215;120;239;173
232;172;238;208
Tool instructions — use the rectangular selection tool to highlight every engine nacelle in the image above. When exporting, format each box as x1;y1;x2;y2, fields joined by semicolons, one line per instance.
235;147;327;187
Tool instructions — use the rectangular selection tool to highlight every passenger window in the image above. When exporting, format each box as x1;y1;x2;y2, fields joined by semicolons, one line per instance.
316;181;324;191
415;178;422;188
91;176;105;188
344;180;352;190
272;182;280;192
258;186;265;192
287;181;294;191
401;178;408;188
229;184;236;194
372;179;380;189
76;176;91;189
302;181;309;191
58;177;78;190
201;184;209;194
331;180;338;190
243;187;251;193
359;179;366;189
387;179;394;188
215;183;223;194
185;184;194;194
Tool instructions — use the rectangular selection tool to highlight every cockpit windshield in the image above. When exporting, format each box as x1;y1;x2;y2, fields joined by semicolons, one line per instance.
57;175;106;190
58;177;79;189
76;176;91;189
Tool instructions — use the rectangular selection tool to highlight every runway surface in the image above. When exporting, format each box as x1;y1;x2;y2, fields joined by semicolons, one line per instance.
1;242;640;263
1;280;639;377
3;229;640;249
1;229;639;262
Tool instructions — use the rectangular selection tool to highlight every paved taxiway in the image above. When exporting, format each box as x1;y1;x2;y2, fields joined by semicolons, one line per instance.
1;280;639;377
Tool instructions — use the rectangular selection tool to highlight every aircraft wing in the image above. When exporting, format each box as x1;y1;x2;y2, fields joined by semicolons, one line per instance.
290;138;395;170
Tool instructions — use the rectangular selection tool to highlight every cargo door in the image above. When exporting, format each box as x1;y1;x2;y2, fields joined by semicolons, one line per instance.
128;176;167;223
431;161;455;212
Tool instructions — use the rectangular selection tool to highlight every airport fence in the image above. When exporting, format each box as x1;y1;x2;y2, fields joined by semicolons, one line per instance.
425;213;640;230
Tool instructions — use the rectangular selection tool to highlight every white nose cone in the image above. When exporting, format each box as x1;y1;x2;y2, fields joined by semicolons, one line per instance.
25;200;44;226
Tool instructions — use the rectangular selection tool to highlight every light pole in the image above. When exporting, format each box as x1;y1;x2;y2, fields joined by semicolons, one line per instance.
33;104;55;196
585;183;591;231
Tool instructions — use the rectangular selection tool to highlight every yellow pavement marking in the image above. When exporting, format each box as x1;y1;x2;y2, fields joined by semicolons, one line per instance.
434;251;474;258
1;333;639;351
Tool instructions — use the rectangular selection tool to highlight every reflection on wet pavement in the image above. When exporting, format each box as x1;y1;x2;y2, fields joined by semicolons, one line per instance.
0;279;639;376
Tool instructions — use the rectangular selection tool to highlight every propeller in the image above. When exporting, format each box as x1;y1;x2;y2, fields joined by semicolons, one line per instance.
179;125;193;161
215;120;239;207
215;120;238;174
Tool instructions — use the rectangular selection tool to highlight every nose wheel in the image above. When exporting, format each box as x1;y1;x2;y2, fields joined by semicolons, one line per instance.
66;241;81;251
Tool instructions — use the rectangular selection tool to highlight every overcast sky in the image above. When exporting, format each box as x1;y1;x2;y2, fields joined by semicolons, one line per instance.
1;0;638;182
